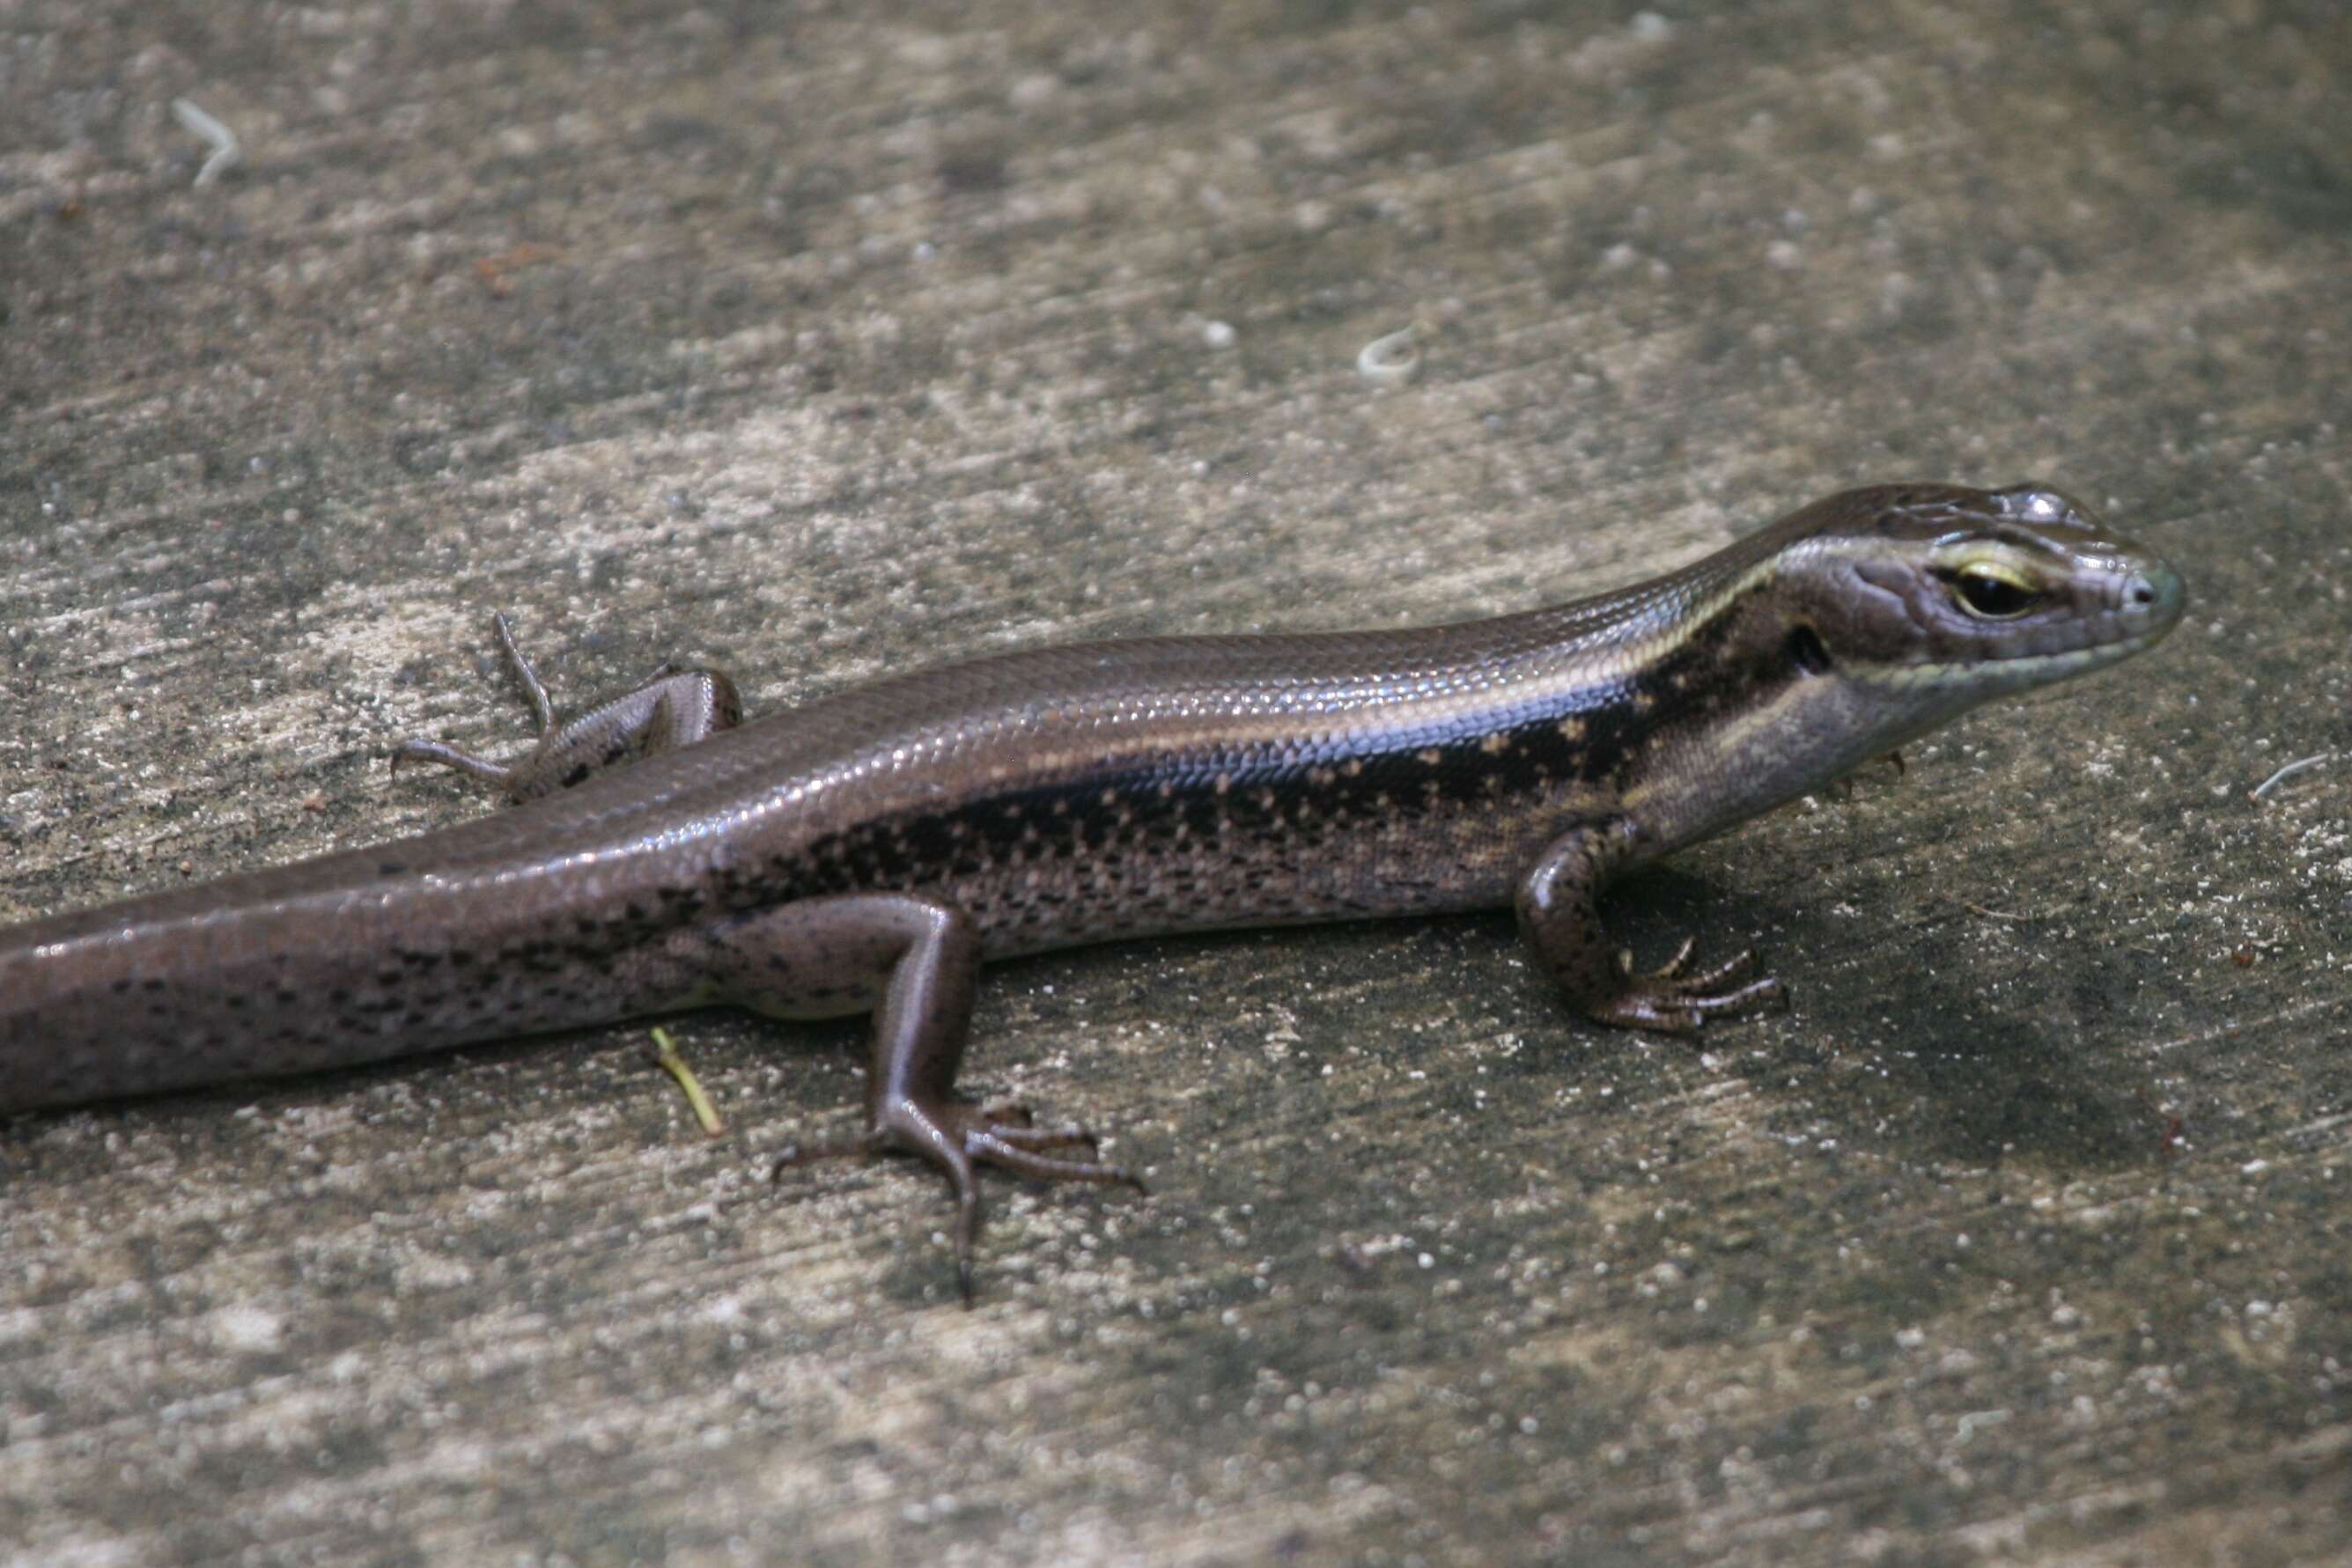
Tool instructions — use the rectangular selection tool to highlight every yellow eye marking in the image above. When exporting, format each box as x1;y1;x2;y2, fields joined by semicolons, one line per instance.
1949;556;2036;592
1936;548;2046;619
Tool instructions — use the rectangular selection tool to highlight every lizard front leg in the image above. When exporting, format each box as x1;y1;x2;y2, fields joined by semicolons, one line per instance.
1515;820;1786;1033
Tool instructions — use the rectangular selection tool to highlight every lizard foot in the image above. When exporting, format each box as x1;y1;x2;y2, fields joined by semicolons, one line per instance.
774;1094;1146;1303
1591;941;1786;1034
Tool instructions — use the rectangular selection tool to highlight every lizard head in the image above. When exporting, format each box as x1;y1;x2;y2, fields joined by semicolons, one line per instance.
1763;482;2185;710
1560;481;2184;854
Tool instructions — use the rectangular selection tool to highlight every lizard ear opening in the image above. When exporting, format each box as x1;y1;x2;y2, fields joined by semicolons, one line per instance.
1786;623;1832;676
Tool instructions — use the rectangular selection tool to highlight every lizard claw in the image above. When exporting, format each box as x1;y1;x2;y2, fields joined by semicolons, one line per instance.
1621;936;1699;983
1594;942;1785;1033
772;1094;1144;1303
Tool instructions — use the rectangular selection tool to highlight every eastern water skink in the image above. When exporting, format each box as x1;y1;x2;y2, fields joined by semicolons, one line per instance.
0;482;2184;1292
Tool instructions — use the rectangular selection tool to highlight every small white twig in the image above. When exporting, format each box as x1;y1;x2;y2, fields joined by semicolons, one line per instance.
171;98;243;188
1356;325;1422;386
2250;751;2339;802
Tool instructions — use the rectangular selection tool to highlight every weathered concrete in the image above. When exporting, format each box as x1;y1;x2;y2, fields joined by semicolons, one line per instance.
3;1;2348;1562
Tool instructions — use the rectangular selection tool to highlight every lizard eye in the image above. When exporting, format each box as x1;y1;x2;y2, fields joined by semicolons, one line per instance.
1950;566;2043;619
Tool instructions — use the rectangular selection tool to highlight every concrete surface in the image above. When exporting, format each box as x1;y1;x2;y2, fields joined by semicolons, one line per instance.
3;1;2349;1563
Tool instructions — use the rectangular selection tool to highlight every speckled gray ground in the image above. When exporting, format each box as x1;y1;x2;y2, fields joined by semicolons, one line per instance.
4;2;2349;1564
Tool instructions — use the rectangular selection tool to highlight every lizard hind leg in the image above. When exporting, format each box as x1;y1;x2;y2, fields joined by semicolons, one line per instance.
734;894;1146;1303
391;611;742;803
